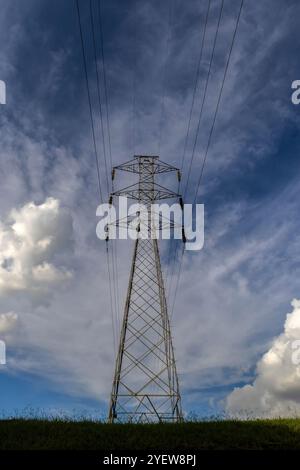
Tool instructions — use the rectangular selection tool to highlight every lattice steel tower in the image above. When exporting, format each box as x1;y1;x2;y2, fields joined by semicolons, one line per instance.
107;155;183;423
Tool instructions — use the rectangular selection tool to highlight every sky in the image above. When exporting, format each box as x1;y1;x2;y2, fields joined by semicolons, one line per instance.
1;0;300;419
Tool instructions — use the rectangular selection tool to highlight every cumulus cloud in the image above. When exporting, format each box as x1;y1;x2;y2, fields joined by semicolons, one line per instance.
0;312;18;333
0;197;73;294
226;299;300;418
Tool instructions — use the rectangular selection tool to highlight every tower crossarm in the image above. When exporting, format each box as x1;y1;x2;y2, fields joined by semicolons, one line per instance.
113;155;180;176
112;181;179;202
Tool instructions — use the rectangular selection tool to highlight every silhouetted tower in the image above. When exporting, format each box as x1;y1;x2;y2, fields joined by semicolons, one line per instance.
108;155;183;423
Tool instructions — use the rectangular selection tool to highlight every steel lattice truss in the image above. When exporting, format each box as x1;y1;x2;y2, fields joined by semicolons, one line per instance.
108;156;183;423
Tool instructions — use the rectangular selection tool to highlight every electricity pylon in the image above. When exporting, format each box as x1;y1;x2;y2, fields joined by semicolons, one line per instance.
107;155;183;423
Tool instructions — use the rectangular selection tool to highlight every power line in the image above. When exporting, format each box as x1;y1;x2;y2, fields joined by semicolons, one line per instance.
165;0;211;297
97;0;113;172
75;0;103;202
131;0;138;156
106;242;117;355
158;0;175;154
183;0;224;200
170;245;184;321
170;0;245;320
76;0;117;355
90;0;110;197
168;0;224;306
180;0;212;173
96;0;121;334
193;0;245;203
91;0;120;343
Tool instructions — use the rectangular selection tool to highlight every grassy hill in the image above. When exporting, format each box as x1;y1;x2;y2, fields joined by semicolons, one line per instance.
0;419;300;450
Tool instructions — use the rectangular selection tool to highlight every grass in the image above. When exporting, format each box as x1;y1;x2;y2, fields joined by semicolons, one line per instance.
0;418;300;450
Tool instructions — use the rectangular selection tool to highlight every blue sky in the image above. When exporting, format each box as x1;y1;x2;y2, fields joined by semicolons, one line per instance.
1;0;300;419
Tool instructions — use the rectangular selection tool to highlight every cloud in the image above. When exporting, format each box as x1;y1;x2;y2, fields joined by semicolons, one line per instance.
226;299;300;418
0;0;300;417
0;197;73;295
0;312;18;333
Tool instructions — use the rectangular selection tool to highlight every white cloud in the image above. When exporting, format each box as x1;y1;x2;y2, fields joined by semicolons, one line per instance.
0;197;73;294
226;299;300;418
0;312;18;333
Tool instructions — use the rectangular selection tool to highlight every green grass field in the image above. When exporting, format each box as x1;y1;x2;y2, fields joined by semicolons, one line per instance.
0;419;300;450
